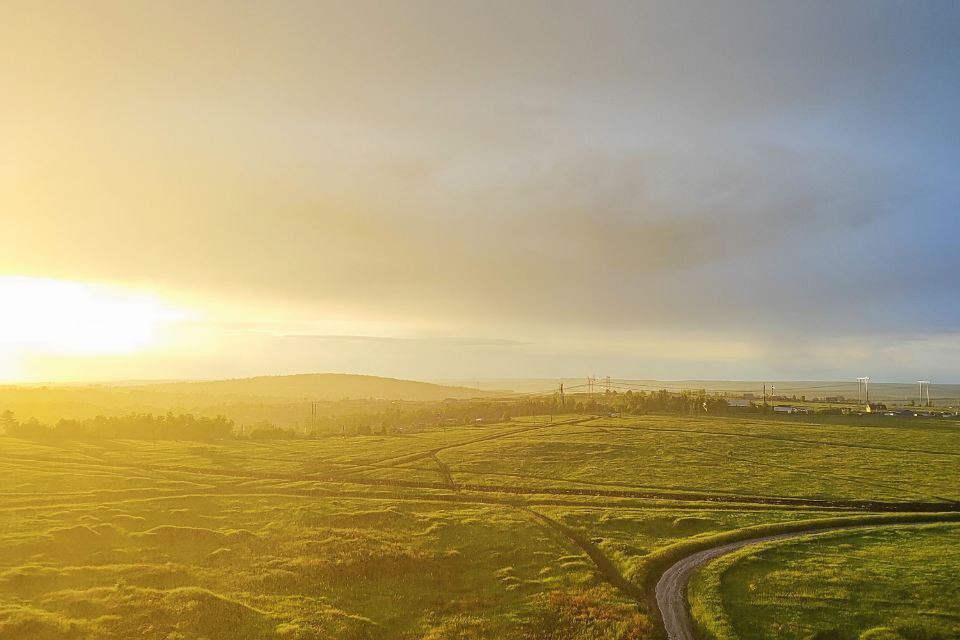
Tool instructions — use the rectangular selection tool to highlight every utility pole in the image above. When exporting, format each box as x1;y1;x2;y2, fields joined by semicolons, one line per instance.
918;381;931;407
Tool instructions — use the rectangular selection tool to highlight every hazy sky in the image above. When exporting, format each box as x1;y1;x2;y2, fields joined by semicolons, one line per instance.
2;1;960;383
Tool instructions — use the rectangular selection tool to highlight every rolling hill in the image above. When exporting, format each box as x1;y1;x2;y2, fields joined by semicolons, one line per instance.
0;373;499;426
130;373;496;401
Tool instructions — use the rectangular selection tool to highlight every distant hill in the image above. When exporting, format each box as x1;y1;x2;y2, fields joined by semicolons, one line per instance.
131;373;495;402
0;374;498;426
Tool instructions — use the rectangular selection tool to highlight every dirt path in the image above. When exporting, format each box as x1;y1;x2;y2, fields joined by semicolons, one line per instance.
654;522;939;640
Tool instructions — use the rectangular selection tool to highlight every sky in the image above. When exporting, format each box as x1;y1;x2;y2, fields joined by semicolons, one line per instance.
2;0;960;383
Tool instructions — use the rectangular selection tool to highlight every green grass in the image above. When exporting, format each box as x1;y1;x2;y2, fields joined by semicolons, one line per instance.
689;523;960;640
441;415;960;503
0;489;629;639
1;411;958;638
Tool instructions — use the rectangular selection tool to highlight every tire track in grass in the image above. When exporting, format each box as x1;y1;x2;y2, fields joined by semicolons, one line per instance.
360;416;593;469
0;486;854;516
6;429;960;513
6;451;960;513
522;507;644;603
430;452;458;491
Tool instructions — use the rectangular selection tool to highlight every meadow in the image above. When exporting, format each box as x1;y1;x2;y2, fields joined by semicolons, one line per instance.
1;400;959;639
688;524;960;640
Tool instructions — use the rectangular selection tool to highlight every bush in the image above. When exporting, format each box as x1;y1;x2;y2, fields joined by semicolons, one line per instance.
527;588;651;640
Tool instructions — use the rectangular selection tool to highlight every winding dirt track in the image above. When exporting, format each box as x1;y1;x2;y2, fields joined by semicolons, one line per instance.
655;526;870;640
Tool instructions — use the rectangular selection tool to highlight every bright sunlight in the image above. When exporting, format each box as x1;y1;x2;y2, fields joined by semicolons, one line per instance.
0;276;185;379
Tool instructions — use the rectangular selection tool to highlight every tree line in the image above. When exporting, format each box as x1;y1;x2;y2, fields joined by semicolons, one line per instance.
559;389;731;415
0;389;736;441
0;411;234;441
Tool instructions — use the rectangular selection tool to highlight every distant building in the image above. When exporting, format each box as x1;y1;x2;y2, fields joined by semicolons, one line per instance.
727;399;751;408
864;403;888;413
773;405;797;413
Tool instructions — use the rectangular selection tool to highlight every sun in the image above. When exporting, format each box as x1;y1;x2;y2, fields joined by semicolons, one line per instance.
0;276;185;358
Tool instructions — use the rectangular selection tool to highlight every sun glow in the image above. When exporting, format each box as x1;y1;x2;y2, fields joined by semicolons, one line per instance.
0;276;185;369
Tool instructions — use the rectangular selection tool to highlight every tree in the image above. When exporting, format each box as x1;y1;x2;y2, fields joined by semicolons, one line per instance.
0;410;17;434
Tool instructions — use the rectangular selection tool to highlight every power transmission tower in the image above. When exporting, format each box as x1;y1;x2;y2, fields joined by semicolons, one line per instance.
918;381;931;407
310;401;321;433
857;377;870;406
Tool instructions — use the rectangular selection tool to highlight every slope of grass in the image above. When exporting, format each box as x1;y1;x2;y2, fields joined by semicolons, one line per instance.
689;523;960;640
443;416;960;502
0;488;644;639
1;412;958;639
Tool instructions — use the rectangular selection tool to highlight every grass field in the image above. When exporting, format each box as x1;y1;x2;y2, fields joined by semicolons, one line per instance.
443;415;960;503
689;524;960;640
1;410;958;639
